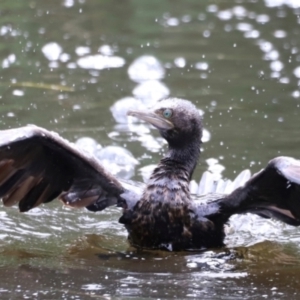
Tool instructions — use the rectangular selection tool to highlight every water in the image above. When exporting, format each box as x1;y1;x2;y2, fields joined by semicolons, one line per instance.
0;0;300;298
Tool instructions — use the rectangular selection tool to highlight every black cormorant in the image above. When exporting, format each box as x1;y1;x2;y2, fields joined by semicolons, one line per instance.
0;98;300;251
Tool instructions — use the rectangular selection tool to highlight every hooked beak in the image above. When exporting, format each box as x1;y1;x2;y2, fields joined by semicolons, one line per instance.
127;110;174;130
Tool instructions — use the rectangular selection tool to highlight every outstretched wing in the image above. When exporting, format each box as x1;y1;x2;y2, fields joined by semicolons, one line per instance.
222;156;300;225
0;125;126;212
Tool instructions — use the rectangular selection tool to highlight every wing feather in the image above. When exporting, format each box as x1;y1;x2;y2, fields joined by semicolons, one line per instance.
0;125;126;212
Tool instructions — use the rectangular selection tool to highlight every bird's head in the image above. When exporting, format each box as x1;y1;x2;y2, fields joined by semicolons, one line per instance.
127;98;203;149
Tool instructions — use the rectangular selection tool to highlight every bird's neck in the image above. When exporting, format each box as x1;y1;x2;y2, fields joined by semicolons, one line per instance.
162;141;200;179
144;141;200;204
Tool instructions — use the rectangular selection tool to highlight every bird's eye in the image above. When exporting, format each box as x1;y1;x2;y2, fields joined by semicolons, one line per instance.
163;109;172;119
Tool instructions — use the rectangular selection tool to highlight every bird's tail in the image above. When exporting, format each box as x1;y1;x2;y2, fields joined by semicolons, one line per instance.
219;156;300;226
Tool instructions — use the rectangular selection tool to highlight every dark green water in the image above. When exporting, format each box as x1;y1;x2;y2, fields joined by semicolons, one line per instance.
0;0;300;298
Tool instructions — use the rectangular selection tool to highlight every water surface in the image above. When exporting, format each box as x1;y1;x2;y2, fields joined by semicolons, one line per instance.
0;0;300;298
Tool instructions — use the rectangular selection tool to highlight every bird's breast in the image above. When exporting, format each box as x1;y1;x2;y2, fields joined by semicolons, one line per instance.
119;175;225;250
120;197;193;250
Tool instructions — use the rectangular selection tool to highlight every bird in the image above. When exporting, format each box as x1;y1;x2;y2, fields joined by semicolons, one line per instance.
0;97;300;251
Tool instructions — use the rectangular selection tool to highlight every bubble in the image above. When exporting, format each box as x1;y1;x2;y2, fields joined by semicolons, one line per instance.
81;284;103;291
257;40;273;53
244;30;260;39
217;10;233;20
75;46;90;56
207;4;218;13
110;97;146;123
59;53;70;62
174;57;186;68
7;112;15;117
2;54;16;68
12;90;24;96
182;15;192;23
232;6;247;18
63;0;74;7
292;90;300;98
264;0;300;8
75;137;100;156
278;117;284;122
203;30;211;38
293;66;300;78
128;55;165;82
166;17;179;26
132;81;170;105
98;45;114;56
256;14;270;23
279;77;289;84
270;60;284;72
96;146;139;179
42;42;62;61
236;22;253;32
273;30;287;38
77;54;125;70
264;50;279;61
195;62;209;70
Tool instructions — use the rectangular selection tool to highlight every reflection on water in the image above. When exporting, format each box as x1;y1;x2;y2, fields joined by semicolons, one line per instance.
1;0;300;298
1;234;300;299
1;204;300;298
